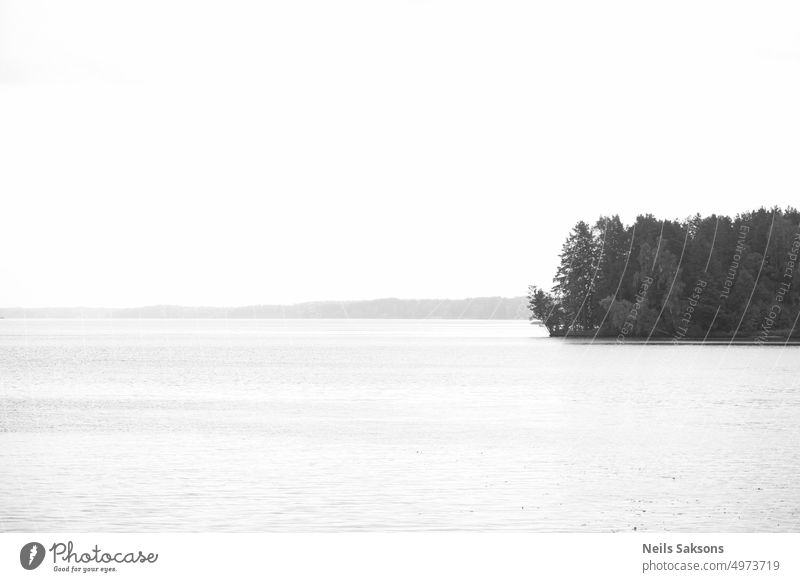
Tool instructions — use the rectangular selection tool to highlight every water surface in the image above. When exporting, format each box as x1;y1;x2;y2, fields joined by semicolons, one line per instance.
1;319;798;531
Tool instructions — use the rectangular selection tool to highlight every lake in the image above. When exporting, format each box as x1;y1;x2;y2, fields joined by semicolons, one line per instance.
1;319;798;531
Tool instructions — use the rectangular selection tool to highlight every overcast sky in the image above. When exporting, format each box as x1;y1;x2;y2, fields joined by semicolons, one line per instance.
1;1;799;307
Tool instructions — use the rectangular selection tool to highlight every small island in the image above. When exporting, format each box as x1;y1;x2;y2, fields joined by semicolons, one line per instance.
529;207;800;341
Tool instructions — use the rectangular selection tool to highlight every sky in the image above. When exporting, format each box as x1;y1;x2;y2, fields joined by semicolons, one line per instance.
1;1;799;307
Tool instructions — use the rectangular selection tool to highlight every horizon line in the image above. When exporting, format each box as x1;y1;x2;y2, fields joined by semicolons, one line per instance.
0;295;528;311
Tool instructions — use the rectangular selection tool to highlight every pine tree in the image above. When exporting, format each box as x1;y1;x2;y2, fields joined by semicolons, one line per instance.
553;221;601;332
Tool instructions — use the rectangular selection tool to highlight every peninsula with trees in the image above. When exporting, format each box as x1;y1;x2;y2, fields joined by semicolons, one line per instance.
528;207;800;341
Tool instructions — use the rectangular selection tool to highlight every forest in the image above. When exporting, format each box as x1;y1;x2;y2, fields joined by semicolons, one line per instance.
528;207;800;341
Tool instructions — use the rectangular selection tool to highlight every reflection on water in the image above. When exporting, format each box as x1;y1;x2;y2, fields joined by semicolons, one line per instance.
1;319;798;531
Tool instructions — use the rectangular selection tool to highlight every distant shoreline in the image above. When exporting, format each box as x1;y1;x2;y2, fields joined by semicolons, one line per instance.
0;296;529;320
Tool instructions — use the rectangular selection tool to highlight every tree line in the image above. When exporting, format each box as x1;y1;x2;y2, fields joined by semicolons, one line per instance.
0;297;529;320
528;207;800;340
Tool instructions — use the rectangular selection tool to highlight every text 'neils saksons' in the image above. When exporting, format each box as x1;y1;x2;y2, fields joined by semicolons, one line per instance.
643;543;723;554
